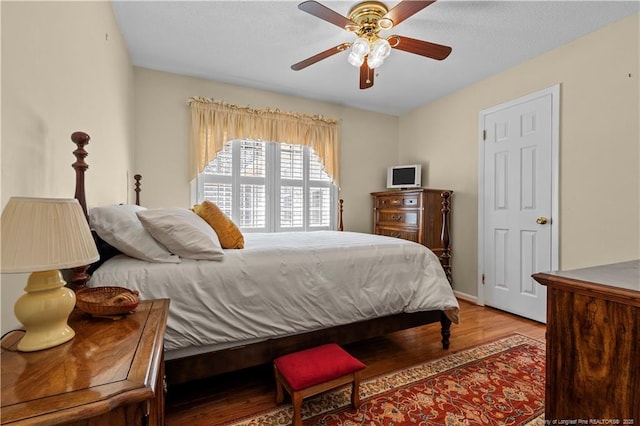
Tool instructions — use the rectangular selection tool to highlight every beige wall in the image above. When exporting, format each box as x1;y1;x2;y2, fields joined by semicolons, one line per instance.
1;1;134;333
132;67;399;232
399;14;640;298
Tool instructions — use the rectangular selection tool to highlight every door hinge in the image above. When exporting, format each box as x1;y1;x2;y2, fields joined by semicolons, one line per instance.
482;273;485;285
482;130;487;141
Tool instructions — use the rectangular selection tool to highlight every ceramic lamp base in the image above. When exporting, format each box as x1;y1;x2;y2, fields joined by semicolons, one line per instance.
14;270;76;352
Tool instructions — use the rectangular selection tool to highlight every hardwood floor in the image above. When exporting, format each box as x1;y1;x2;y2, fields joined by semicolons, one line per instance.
165;300;546;425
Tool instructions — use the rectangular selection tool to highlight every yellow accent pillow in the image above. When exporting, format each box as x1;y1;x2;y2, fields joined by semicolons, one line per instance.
192;201;244;249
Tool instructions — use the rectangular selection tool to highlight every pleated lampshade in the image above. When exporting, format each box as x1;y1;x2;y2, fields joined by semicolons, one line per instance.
1;197;99;273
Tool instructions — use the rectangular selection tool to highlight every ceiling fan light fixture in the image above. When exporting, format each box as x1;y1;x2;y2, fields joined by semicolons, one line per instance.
351;37;370;57
348;36;370;67
367;37;391;68
292;0;452;89
367;54;383;69
371;38;391;59
348;51;365;67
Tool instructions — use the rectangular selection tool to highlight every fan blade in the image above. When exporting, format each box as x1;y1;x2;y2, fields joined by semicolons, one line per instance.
383;0;436;28
291;43;351;71
298;1;357;30
388;35;452;60
360;62;374;89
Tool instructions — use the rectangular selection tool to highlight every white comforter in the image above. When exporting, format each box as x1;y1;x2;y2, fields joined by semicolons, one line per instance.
89;231;459;357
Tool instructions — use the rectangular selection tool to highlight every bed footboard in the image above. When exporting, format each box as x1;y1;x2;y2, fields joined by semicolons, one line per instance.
165;310;445;386
439;191;452;284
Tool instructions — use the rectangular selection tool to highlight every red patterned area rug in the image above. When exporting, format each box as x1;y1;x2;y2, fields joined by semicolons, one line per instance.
227;334;545;426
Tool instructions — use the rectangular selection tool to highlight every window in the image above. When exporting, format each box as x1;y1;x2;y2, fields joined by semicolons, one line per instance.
195;140;337;232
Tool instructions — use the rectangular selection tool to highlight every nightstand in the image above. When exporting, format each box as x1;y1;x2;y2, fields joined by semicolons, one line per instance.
1;298;169;425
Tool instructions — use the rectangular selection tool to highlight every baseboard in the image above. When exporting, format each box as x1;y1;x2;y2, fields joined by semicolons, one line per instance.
454;290;479;304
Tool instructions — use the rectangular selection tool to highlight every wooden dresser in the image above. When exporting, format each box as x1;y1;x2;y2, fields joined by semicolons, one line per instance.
532;260;639;422
371;188;453;278
1;298;169;426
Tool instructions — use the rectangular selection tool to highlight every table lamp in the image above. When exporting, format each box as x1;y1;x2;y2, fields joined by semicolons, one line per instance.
1;197;99;352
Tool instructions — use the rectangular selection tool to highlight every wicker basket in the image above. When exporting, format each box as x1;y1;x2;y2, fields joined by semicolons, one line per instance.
76;286;140;316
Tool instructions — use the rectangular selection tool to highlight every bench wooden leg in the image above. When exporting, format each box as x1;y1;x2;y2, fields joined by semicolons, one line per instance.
292;391;303;426
274;365;285;405
351;371;362;408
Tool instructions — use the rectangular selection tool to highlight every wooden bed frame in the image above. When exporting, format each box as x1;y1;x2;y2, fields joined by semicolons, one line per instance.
69;131;454;386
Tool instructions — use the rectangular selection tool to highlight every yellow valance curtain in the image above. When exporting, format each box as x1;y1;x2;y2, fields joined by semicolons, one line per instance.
188;97;340;185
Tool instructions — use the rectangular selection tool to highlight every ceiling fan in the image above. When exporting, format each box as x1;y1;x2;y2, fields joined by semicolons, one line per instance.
291;0;452;90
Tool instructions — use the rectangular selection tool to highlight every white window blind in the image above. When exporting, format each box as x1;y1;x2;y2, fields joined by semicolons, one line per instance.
198;140;337;232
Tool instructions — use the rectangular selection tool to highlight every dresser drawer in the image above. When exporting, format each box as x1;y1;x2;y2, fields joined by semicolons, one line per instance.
371;188;453;281
375;194;420;209
376;210;420;227
375;227;419;243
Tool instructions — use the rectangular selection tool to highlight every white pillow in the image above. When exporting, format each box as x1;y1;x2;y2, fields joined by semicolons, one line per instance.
136;208;224;261
89;204;180;263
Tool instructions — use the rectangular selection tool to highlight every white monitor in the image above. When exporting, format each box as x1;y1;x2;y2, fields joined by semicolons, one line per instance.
387;164;422;189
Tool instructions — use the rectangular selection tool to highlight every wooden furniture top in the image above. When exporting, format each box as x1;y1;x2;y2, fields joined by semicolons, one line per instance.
1;299;169;425
370;187;453;197
533;259;640;306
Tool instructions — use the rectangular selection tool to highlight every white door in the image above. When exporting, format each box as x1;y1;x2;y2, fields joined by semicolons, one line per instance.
479;85;559;323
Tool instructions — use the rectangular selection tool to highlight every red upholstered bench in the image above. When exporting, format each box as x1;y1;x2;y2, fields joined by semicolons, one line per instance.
274;343;366;426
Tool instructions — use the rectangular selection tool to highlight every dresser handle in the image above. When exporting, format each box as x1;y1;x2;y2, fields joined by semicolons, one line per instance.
389;232;402;238
391;215;403;221
390;199;401;205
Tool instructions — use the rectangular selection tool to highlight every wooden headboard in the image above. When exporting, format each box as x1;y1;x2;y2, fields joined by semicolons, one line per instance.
71;131;91;220
69;132;91;289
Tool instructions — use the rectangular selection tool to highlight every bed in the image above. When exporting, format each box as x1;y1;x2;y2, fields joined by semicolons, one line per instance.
68;131;459;386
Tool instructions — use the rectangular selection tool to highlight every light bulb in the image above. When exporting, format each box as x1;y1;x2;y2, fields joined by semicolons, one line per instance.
367;55;383;69
367;38;391;69
371;38;391;60
351;37;370;57
348;51;364;67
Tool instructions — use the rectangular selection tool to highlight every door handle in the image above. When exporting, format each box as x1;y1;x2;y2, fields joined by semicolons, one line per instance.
536;217;549;225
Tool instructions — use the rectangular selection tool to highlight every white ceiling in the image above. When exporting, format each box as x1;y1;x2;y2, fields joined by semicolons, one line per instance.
111;0;639;116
